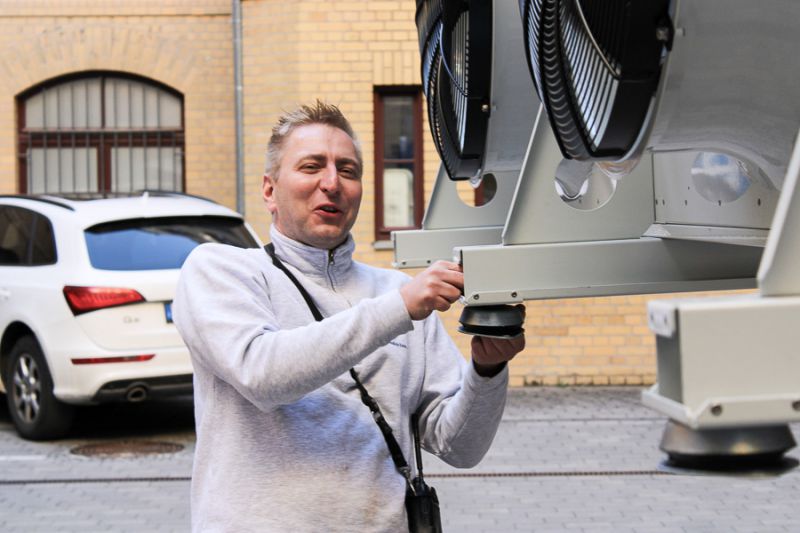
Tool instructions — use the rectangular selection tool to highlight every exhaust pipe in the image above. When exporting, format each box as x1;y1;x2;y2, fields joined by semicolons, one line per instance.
125;384;149;403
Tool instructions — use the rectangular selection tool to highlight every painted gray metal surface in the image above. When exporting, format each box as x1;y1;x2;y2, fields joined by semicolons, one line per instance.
392;226;503;268
422;165;519;230
458;237;761;306
644;294;800;429
394;162;517;268
648;0;800;190
643;224;768;247
645;132;800;430
652;151;779;229
759;130;800;297
481;0;537;175
502;110;656;245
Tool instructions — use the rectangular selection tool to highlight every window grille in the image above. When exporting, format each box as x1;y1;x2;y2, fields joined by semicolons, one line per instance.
17;73;185;194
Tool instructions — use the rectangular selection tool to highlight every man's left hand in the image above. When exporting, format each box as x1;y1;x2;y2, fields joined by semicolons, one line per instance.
471;305;526;377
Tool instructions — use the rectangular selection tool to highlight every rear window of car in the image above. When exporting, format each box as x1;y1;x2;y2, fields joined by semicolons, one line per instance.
84;216;258;271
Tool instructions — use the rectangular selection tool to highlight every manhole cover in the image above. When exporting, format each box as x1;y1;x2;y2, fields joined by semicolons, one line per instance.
71;440;184;458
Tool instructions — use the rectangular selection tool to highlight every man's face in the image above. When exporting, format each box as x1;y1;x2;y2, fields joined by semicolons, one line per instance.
263;123;363;249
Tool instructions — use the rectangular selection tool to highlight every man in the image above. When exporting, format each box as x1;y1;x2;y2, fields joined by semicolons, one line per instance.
173;101;525;532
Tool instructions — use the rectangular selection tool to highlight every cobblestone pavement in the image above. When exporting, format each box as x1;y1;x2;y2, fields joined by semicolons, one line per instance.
1;388;799;532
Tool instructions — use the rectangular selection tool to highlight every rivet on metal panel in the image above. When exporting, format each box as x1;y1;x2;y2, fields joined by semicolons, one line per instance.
511;292;517;298
711;404;723;416
792;400;800;411
473;294;480;301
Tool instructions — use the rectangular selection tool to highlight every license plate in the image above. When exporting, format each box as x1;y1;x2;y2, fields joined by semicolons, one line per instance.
164;302;173;323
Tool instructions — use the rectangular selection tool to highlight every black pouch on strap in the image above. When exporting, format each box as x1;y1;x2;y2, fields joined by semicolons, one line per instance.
405;477;442;533
405;412;442;532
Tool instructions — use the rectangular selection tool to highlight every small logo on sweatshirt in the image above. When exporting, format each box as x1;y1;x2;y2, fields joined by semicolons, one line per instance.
389;340;407;349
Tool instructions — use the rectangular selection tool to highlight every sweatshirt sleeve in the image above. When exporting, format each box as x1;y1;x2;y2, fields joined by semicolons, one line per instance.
172;244;413;411
414;314;509;468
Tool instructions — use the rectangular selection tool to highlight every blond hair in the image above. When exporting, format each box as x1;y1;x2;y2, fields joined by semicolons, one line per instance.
265;100;362;179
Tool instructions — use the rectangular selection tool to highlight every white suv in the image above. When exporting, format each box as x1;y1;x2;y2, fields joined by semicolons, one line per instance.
0;192;261;440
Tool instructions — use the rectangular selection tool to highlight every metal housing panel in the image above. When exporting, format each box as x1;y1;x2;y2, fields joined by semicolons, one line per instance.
648;0;800;189
392;226;502;268
502;110;656;245
643;224;768;247
458;237;761;305
481;0;538;174
652;151;779;229
655;335;683;404
759;130;800;297
422;165;518;230
645;294;800;429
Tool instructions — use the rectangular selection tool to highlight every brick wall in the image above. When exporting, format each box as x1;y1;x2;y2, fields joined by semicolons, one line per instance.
240;0;437;251
0;0;706;387
0;0;237;210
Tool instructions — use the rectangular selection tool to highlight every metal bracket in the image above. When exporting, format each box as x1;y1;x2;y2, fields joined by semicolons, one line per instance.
502;108;656;245
643;294;800;429
391;164;521;268
422;165;519;230
458;237;761;305
643;224;768;247
759;129;800;297
392;226;502;268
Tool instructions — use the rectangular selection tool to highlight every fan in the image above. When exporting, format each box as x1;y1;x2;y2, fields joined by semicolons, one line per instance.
519;0;672;160
417;0;492;179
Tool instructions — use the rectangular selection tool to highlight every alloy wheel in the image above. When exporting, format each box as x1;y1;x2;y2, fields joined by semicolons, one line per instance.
12;352;41;424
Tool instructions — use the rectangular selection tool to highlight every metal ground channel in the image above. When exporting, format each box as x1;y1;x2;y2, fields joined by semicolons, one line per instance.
1;388;799;532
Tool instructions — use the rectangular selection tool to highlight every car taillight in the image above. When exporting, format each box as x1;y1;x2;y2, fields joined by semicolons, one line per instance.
63;286;145;315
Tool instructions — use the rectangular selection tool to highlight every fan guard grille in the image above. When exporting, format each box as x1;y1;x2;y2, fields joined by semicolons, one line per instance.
417;0;492;179
521;0;670;160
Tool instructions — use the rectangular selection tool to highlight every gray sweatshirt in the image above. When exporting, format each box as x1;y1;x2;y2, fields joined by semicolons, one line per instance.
173;226;509;532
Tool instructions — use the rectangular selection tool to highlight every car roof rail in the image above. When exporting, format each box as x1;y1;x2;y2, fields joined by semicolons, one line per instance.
1;191;224;211
0;194;75;211
20;190;220;206
136;189;220;205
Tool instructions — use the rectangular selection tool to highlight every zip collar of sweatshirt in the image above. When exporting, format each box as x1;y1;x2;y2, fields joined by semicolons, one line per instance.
269;225;355;289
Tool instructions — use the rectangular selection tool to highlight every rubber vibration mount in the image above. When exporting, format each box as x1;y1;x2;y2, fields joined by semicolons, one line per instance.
458;304;525;339
658;419;798;476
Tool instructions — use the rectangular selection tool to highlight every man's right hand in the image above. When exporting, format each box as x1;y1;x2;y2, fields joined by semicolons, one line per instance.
400;261;464;320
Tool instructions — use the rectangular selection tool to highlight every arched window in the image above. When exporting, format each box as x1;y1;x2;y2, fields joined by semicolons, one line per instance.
17;72;185;194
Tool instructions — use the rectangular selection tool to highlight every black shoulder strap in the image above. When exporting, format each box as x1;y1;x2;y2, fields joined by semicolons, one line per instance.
265;243;323;322
264;243;414;487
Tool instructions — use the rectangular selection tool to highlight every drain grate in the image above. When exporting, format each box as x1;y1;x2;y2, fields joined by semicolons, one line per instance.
70;440;184;458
